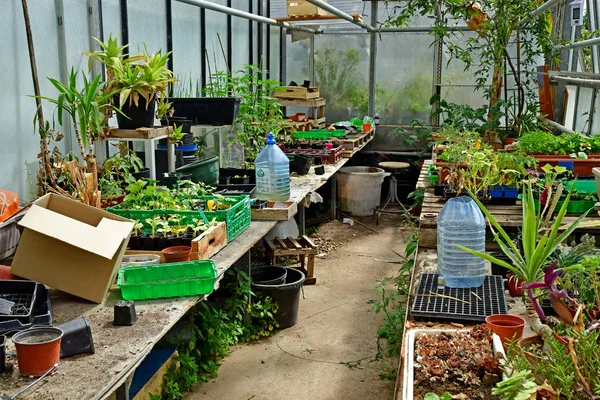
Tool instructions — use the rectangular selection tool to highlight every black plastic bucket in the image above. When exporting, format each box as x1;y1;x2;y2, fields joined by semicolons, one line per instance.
251;268;305;329
251;266;288;285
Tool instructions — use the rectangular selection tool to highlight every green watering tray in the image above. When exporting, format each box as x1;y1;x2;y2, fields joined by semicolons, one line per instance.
118;260;218;301
293;129;346;140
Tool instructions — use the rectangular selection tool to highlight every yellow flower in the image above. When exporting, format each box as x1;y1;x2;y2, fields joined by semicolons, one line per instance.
207;199;215;211
476;139;481;150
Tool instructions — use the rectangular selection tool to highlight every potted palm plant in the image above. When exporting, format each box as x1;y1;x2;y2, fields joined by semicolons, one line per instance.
86;35;175;129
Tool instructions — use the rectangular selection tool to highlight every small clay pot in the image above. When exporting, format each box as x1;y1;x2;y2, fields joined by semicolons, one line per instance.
518;335;544;365
507;273;525;296
162;246;192;263
12;326;63;377
503;137;515;146
485;314;525;347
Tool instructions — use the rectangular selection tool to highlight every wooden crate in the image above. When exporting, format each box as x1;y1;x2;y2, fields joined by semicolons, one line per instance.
252;201;298;221
191;221;228;260
265;235;318;284
287;0;328;17
108;126;172;139
274;86;320;100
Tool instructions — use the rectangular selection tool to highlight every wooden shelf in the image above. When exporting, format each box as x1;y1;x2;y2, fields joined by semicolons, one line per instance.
277;98;326;107
107;126;172;139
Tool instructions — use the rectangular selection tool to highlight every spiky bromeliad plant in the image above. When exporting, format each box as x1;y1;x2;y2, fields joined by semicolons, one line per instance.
456;181;589;339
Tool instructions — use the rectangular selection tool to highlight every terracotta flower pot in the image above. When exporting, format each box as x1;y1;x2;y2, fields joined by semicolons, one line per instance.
12;326;63;377
485;314;525;347
507;273;525;296
503;138;515;145
518;335;544;366
162;246;192;263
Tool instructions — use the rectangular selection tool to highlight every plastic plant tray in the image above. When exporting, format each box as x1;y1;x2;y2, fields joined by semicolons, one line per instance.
0;280;38;325
108;195;251;242
0;284;52;334
280;145;344;164
118;260;218;301
292;129;346;140
411;273;507;322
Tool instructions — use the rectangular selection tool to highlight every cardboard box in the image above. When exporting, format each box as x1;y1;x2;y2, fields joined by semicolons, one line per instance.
287;0;328;17
11;194;134;303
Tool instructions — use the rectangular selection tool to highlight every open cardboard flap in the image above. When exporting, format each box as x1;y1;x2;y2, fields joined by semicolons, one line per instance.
18;205;132;259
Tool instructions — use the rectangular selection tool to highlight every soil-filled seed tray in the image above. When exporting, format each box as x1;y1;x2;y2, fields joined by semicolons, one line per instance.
411;273;507;322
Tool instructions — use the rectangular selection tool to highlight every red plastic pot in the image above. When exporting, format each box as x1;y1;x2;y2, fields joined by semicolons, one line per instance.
0;265;20;280
362;123;372;133
503;138;515;145
507;273;525;296
12;326;63;377
485;314;525;347
162;246;192;263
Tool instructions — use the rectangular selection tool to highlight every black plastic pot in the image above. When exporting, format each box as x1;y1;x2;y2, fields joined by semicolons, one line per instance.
132;168;151;180
168;97;241;125
128;235;142;250
0;335;5;373
230;176;250;184
57;317;94;358
433;183;447;197
116;96;156;129
220;168;256;184
160;117;193;133
180;233;193;247
251;266;288;285
314;165;325;175
251;268;305;329
155;235;170;251
291;154;313;175
141;236;155;251
114;301;137;326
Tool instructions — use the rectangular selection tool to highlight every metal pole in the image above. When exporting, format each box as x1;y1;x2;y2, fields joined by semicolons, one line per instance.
367;0;377;116
560;36;600;50
543;117;576;133
548;74;600;89
378;26;470;33
175;0;317;34
519;0;562;27
303;0;375;31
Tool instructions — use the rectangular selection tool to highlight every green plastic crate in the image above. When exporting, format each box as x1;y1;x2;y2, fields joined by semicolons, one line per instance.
565;179;597;197
292;129;346;140
107;195;251;242
118;260;218;301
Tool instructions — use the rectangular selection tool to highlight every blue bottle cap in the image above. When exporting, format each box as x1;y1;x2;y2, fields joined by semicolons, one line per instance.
266;133;276;144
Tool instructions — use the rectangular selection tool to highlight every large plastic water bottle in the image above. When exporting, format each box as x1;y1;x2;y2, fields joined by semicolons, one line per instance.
255;133;290;201
437;196;486;288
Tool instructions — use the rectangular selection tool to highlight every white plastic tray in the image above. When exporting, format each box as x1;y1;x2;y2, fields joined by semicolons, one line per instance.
402;329;506;400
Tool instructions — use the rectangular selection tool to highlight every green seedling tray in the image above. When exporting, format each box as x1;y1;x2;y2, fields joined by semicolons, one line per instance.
108;195;251;242
293;129;346;140
118;260;218;301
565;179;597;197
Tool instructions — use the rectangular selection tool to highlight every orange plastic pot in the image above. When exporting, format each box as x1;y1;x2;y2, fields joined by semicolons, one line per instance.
12;326;63;377
162;246;192;263
362;123;372;133
485;314;525;347
0;265;19;280
507;273;525;296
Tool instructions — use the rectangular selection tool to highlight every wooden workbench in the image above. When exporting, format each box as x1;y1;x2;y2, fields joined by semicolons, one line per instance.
0;221;276;400
418;159;600;248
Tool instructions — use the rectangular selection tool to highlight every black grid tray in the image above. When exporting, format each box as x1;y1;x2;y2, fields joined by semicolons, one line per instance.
411;273;507;322
0;283;51;335
0;280;38;324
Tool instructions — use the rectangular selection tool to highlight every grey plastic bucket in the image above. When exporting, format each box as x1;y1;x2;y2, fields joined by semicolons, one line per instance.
337;166;390;216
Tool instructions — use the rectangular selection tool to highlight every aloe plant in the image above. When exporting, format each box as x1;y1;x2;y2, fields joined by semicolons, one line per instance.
456;181;589;338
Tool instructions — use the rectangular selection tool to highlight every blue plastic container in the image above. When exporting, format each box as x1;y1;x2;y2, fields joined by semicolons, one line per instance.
504;186;519;198
489;186;504;198
255;133;290;201
437;196;486;288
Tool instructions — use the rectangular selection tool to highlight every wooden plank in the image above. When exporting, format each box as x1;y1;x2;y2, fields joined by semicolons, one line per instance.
251;201;298;221
191;221;228;260
277;98;326;107
275;237;288;250
132;350;179;400
302;235;317;249
288;237;303;249
108;126;172;139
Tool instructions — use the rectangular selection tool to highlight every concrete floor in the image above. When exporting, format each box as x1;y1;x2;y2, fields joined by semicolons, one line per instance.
187;215;407;400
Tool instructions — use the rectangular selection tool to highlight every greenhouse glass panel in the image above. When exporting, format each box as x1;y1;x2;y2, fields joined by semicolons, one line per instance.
574;87;594;134
64;0;90;73
314;33;369;122
172;1;202;95
375;33;434;125
205;0;228;74
231;0;250;74
127;0;168;54
101;0;121;44
270;26;281;83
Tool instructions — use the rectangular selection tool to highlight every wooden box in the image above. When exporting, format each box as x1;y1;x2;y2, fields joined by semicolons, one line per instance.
287;0;328;17
274;86;320;100
191;221;228;260
251;201;298;221
108;126;172;139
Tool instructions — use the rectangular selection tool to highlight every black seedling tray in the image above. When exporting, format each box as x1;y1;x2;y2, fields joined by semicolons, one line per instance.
0;280;37;325
214;184;256;198
411;273;507;322
0;283;52;335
